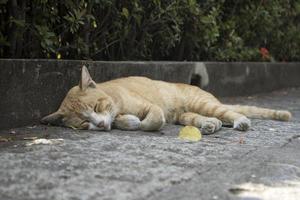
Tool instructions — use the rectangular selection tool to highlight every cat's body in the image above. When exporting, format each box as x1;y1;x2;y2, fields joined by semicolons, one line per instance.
41;66;292;134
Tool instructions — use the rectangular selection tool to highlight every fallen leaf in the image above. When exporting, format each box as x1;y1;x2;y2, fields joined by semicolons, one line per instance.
178;126;202;142
0;137;9;142
23;137;38;140
239;136;245;144
26;138;64;146
27;125;37;129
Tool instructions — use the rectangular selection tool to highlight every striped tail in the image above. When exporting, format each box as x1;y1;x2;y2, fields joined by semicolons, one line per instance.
223;105;292;121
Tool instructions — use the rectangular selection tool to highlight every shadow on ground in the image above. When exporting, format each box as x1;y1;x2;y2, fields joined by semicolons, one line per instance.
0;88;300;200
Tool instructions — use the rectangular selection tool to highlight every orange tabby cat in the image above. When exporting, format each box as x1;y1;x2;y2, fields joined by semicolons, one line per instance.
41;66;291;134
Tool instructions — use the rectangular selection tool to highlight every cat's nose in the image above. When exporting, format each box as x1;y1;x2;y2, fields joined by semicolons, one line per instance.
97;121;104;128
96;120;111;131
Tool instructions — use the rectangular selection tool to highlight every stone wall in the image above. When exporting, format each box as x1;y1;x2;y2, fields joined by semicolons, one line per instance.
0;59;299;130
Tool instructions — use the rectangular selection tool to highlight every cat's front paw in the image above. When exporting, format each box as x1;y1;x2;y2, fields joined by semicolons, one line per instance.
233;116;251;131
114;114;141;130
201;118;222;135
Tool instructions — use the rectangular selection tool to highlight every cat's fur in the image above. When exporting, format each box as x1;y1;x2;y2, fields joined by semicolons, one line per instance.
41;66;292;134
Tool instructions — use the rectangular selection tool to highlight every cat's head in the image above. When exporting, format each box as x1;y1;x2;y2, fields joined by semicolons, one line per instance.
41;66;114;131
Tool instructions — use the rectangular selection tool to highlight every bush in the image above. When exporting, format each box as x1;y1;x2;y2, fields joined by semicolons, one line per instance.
0;0;299;61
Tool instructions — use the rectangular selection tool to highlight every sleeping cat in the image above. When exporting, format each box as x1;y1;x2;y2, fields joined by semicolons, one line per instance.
41;66;292;134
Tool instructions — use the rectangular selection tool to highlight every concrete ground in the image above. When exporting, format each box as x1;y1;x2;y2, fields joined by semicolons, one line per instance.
0;88;300;200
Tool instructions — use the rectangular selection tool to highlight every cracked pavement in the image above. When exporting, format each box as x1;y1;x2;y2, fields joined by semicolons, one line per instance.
0;88;300;200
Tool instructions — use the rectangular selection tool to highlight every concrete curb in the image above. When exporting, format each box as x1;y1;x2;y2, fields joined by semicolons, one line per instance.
0;59;299;130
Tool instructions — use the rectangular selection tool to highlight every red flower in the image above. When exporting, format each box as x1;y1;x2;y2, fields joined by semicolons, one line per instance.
260;47;270;59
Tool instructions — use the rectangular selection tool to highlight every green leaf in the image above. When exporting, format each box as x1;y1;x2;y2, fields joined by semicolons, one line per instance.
10;18;26;27
0;32;9;46
0;0;8;4
200;16;212;24
122;8;129;19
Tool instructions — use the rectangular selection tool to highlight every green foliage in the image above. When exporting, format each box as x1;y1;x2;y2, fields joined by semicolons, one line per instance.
0;0;299;61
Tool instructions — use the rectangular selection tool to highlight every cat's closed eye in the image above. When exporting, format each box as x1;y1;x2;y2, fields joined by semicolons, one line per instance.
80;121;90;129
93;104;98;112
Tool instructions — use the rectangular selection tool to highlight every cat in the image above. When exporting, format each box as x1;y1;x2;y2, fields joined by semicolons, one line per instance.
41;66;292;134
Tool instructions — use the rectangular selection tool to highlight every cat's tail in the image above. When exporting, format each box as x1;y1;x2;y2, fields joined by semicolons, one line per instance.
224;105;292;121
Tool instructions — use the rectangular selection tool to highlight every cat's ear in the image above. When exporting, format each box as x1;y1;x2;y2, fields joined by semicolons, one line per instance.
40;111;64;125
79;65;96;91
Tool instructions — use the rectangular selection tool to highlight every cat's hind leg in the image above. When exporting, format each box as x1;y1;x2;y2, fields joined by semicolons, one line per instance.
178;112;222;134
223;105;292;121
113;114;141;130
189;101;251;131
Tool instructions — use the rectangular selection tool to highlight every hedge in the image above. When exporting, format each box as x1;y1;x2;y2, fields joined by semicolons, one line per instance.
1;0;300;61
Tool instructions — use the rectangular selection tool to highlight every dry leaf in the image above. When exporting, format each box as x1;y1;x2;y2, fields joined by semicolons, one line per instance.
26;138;64;146
0;137;9;142
178;126;202;142
23;137;38;140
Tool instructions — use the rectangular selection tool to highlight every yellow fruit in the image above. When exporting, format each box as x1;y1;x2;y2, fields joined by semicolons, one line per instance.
178;126;202;142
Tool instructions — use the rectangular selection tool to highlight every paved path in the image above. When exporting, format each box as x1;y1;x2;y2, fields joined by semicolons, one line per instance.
0;88;300;200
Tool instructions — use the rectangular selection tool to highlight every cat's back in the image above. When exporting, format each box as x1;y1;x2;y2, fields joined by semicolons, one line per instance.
102;76;174;91
100;76;185;103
